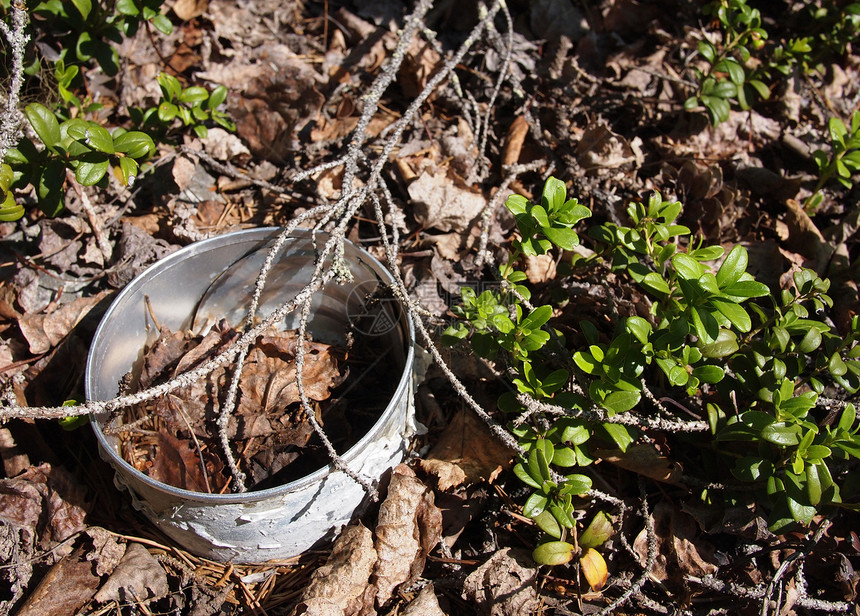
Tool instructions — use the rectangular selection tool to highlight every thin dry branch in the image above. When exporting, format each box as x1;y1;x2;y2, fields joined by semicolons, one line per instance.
0;4;29;164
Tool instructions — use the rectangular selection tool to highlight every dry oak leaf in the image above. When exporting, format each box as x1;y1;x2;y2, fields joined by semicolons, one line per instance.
594;443;683;484
292;524;378;616
401;584;445;616
94;542;169;603
462;548;539;616
408;168;486;233
0;463;88;548
633;501;718;592
15;546;102;616
17;291;109;355
419;409;513;491
372;465;443;607
85;526;126;576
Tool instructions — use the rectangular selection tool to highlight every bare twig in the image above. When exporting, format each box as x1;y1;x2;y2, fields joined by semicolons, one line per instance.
0;3;29;164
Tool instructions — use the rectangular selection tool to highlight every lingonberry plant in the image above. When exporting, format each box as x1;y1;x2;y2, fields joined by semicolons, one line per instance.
444;176;860;571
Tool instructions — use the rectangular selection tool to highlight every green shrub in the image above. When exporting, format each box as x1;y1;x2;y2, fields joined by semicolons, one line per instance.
5;102;155;217
444;177;860;562
131;72;235;140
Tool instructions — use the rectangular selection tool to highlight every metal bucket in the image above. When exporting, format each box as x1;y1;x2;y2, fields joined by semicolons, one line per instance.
85;228;415;563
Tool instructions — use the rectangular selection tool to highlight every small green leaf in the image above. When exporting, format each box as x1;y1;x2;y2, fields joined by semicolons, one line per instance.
692;364;724;384
762;423;802;446
672;253;705;280
208;85;228;109
642;272;670;295
797;328;822;353
828;353;848;377
543;226;579;251
626;316;652;344
602;390;641;413
837;404;856;432
514;462;541;489
579;511;614;549
113;131;156;159
75;157;110;186
520;305;553;330
71;0;92;19
533;510;562;538
151;13;174;35
699;329;739;358
532;541;574;566
723;280;770;298
524;492;549;518
806;464;822;506
115;0;140;15
25;103;61;149
716;245;748;288
179;86;210;104
82;124;114;154
711;299;751;332
690;306;719;344
552;447;577;467
562;473;592;495
602;423;633;451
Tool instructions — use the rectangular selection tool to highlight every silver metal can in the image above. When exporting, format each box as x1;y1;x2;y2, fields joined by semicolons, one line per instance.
86;228;415;563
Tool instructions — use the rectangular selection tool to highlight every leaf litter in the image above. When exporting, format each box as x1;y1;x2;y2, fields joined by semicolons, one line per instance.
1;0;859;613
113;319;397;492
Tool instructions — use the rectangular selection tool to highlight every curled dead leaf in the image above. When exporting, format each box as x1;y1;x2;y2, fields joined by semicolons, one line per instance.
373;465;442;607
401;584;445;616
17;292;109;355
633;501;718;593
462;548;539;616
594;443;683;484
93;542;169;603
293;524;377;616
419;409;513;491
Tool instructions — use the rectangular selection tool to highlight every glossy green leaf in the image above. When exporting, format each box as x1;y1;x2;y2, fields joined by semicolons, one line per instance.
642;272;670;294
690;306;719;344
579;511;614;549
602;390;641;413
692;364;724;384
602;423;633;451
116;0;140;15
552;446;577;467
543;226;579;250
711;299;751;332
626;316;652;344
716;245;748;288
723;280;769;298
25;103;61;149
797;328;822;353
532;541;574;566
151;13;174;35
533;510;562;538
699;329;739;358
837;404;856;432
563;473;592;495
81;124;114;154
761;423;801;446
75;157;110;185
520;305;552;331
672;253;705;280
523;492;548;518
113;131;156;159
71;0;92;19
116;157;139;186
514;462;541;489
